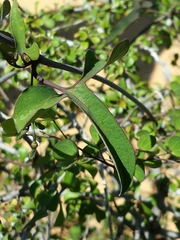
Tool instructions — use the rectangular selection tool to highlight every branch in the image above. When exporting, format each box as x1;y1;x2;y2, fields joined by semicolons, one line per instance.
0;186;28;203
0;31;156;123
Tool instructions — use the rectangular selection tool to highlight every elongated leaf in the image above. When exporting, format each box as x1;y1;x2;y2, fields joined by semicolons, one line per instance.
13;86;64;133
81;39;130;82
10;0;39;60
66;83;135;195
105;1;140;44
1;0;11;19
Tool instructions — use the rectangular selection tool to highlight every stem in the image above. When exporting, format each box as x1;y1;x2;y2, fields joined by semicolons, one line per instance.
0;31;156;123
99;162;114;240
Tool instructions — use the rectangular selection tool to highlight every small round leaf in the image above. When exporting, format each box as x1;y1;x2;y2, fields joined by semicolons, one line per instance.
53;139;78;161
138;134;156;151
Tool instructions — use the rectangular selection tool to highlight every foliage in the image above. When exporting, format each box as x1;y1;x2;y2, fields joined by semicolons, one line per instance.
0;0;180;239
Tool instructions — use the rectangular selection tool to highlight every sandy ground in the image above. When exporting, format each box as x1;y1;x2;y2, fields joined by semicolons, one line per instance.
0;0;83;12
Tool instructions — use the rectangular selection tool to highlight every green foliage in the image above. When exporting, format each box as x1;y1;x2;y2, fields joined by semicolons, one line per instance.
0;0;180;239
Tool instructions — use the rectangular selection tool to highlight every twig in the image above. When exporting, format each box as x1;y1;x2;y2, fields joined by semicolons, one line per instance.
45;211;51;240
0;186;28;203
0;142;19;155
0;157;32;166
0;70;18;84
99;161;114;240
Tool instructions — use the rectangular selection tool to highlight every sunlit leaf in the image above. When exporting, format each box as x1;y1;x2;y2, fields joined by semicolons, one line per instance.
81;39;130;82
1;118;18;136
10;0;39;60
13;86;64;133
134;159;145;182
138;134;156;151
53;139;78;162
168;136;180;157
89;124;100;144
66;83;135;194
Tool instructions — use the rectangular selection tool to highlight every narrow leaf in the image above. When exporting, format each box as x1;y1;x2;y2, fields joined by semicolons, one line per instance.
81;39;130;82
10;0;39;60
66;83;135;194
13;86;64;133
1;0;11;19
105;1;140;44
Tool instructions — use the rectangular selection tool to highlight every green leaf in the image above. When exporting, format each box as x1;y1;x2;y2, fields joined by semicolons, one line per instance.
0;31;16;64
105;3;140;44
134;159;145;182
80;163;98;178
46;192;59;212
53;139;78;162
81;39;130;82
54;202;65;226
10;0;39;60
1;118;18;136
33;156;51;168
25;210;47;229
29;179;42;199
13;86;64;133
171;82;180;97
95;206;106;222
141;202;152;216
66;83;135;195
138;134;156;151
1;0;11;19
144;159;162;168
90;124;100;144
38;190;55;206
64;191;81;202
168;136;180;157
61;171;76;188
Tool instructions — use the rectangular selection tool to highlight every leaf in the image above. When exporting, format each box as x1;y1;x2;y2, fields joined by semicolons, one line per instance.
38;190;54;206
171;82;180;98
13;86;64;133
54;202;65;226
10;0;39;60
144;159;162;168
61;171;76;188
53;139;78;162
66;83;135;195
134;159;145;182
105;2;140;44
1;0;11;19
90;125;100;144
138;134;156;151
25;210;47;229
168;136;180;157
64;191;81;202
81;39;130;82
46;192;59;212
0;31;16;64
80;163;98;178
1;118;18;136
